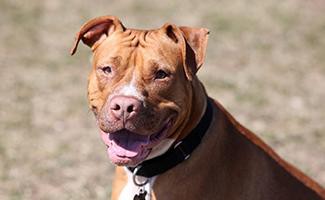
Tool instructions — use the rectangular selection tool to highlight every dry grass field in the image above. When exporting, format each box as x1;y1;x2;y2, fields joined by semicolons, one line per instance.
0;0;324;199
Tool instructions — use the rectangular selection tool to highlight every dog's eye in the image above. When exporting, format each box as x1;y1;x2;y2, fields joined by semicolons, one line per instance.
155;70;169;80
101;66;112;74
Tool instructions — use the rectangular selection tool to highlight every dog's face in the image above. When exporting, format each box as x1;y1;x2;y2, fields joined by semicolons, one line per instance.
71;16;209;166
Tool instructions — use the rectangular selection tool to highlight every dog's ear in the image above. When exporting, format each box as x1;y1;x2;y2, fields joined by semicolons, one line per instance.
161;24;209;80
70;15;125;55
161;23;182;44
179;26;209;80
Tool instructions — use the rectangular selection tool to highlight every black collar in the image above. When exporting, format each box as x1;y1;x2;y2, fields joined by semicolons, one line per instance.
128;98;213;178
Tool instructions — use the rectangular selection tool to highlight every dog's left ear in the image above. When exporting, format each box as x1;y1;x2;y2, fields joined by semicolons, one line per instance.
179;26;209;80
70;15;125;55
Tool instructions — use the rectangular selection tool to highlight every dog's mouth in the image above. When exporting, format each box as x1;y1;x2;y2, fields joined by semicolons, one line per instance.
100;119;172;166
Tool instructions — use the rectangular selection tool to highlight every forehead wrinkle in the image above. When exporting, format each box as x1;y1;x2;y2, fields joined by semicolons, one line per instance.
142;31;160;48
139;31;150;48
120;30;141;47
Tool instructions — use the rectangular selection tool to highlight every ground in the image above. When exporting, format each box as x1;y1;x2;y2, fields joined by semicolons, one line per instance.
0;0;324;199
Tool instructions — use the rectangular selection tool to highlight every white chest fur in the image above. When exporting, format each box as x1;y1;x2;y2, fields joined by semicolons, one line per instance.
118;168;156;200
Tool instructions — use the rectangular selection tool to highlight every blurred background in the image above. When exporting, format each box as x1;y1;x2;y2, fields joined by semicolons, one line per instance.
1;0;324;199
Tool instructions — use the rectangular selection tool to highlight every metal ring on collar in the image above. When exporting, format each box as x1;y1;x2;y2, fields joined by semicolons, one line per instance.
132;166;149;187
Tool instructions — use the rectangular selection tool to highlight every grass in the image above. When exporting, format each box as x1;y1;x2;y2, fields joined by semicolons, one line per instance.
0;0;324;199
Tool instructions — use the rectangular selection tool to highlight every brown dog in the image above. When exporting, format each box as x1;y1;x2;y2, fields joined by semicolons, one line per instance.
71;16;325;200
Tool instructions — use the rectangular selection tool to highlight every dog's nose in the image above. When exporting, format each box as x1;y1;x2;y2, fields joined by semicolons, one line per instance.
110;96;142;121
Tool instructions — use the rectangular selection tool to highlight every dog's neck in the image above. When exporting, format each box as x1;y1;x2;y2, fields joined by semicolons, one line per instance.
176;77;208;142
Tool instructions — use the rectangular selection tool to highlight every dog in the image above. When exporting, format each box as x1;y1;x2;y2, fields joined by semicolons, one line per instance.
71;15;325;200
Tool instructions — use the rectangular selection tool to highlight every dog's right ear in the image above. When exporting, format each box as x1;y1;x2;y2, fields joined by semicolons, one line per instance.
70;15;125;55
179;26;209;80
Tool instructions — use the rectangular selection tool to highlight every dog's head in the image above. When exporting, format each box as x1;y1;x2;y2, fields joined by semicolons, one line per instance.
71;16;209;166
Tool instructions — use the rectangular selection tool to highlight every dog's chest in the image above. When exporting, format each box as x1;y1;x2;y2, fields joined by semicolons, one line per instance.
119;168;156;200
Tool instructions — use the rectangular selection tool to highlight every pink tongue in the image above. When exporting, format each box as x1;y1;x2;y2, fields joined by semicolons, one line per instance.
108;130;149;157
